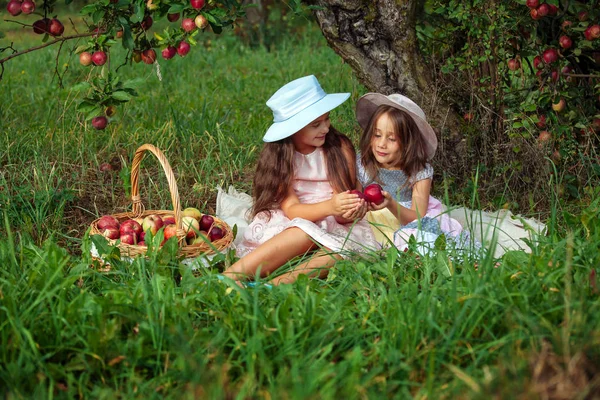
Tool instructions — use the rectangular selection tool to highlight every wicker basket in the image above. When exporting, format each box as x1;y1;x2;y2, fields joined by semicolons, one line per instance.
89;143;233;259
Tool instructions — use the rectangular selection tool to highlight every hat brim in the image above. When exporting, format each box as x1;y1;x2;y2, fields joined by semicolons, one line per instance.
263;93;350;142
356;93;438;160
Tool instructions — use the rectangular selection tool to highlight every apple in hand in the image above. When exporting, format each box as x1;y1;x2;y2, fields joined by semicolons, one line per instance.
199;215;214;231
97;215;120;230
348;189;365;199
142;214;164;235
363;183;385;205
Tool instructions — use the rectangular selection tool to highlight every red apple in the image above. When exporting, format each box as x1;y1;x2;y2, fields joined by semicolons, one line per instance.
162;46;177;60
140;15;153;30
584;27;594;41
536;115;546;129
559;35;572;49
102;227;120;240
167;13;180;22
526;0;539;8
142;214;164;235
536;3;549;17
533;56;543;69
592;119;600;132
547;4;557;15
79;51;93;66
32;18;50;34
578;11;588;22
91;50;107;66
590;25;600;40
116;29;123;38
119;219;143;238
20;0;34;14
97;215;120;230
48;18;64;37
181;18;196;32
6;0;22;16
190;0;204;9
92;116;108;130
537;130;551;146
542;48;558;64
138;241;146;247
507;58;520;71
195;14;208;29
551;98;566;113
363;183;385;205
182;216;199;239
561;20;572;30
199;215;214;231
139;231;146;242
463;112;474;122
141;49;156;64
348;189;365;199
550;70;559;82
530;8;540;20
99;162;113;172
120;233;137;245
164;224;178;241
163;215;176;225
177;41;191;57
209;226;224;242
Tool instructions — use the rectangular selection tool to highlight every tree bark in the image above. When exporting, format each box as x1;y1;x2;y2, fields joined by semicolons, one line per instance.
307;0;464;138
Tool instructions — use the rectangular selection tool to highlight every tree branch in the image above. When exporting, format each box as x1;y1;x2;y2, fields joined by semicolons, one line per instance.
0;32;96;65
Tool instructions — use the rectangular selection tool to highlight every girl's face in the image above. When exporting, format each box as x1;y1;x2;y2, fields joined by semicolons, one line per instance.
371;112;401;169
292;113;331;154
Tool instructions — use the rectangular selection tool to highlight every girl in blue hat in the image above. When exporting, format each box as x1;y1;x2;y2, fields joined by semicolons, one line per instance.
223;76;378;285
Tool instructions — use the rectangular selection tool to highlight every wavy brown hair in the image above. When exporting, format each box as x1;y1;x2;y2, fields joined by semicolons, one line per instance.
251;126;356;219
359;105;428;183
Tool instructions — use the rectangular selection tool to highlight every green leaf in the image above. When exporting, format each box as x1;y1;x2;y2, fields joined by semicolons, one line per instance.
167;4;186;13
122;24;134;50
122;77;145;90
72;82;92;92
85;107;103;121
92;9;106;24
80;4;98;15
77;101;98;114
111;91;133;102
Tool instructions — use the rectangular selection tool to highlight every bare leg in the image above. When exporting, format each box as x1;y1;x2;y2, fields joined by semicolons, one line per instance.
271;249;343;285
223;227;316;281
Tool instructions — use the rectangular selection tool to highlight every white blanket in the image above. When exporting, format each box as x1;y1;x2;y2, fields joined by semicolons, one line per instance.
216;186;547;258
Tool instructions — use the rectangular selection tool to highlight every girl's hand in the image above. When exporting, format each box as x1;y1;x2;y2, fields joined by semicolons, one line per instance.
368;191;393;211
340;199;367;221
331;191;362;216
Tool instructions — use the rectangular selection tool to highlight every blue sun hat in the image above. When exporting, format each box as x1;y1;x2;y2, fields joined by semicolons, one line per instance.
263;75;350;142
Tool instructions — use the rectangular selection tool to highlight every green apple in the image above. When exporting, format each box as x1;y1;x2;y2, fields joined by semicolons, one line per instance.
182;207;202;221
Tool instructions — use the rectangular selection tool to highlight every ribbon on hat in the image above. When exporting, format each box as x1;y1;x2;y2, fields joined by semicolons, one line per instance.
270;84;326;123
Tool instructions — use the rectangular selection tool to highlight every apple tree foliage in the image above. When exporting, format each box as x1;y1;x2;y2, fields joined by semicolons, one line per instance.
1;0;244;129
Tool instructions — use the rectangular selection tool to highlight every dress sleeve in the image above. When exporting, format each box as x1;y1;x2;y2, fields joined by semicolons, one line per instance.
355;153;370;187
411;163;433;184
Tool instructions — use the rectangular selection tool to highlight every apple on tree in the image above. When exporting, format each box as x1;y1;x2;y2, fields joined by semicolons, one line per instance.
6;0;22;16
20;0;35;14
91;51;108;66
177;41;191;57
181;18;196;32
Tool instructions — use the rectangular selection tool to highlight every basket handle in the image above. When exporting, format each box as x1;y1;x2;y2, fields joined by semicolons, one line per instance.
130;144;185;240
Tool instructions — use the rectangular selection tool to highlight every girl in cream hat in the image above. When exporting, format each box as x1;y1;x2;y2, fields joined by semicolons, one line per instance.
355;93;477;253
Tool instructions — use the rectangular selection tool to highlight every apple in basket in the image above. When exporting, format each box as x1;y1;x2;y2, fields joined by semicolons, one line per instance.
120;219;143;238
120;233;137;245
182;216;199;239
163;215;176;225
209;226;224;242
200;214;214;231
363;183;385;205
182;207;202;220
97;215;119;230
164;224;178;241
102;227;120;240
142;214;164;235
189;231;209;245
348;189;365;199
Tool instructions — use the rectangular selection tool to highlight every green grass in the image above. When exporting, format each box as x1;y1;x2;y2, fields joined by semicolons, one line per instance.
1;18;600;399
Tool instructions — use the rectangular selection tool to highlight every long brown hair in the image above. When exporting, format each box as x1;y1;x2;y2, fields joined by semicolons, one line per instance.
251;126;356;219
359;105;428;183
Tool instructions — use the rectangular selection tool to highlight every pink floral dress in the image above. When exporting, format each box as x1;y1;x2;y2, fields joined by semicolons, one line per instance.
236;148;379;258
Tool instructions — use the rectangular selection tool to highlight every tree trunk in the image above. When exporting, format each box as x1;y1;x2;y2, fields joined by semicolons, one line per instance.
307;0;464;139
